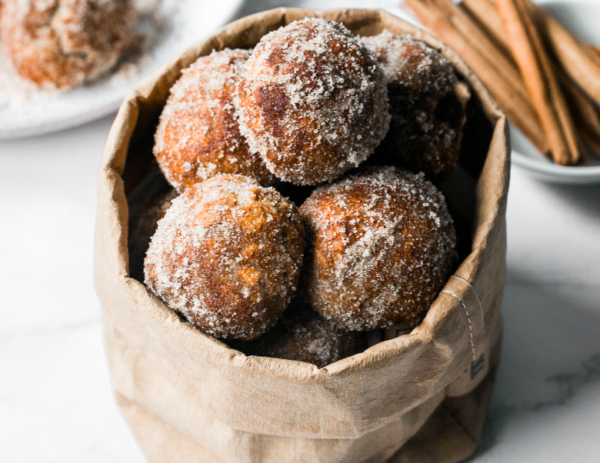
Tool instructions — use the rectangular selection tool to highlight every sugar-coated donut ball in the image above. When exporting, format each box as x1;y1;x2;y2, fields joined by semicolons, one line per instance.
362;31;467;180
236;18;391;185
236;297;367;368
154;49;275;193
0;0;137;88
144;174;305;340
300;167;457;331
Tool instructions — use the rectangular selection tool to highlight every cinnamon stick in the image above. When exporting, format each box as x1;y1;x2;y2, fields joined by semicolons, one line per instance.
496;0;582;165
559;71;600;158
426;0;530;106
463;0;599;161
526;0;600;107
581;128;600;157
404;0;548;154
462;0;598;91
558;69;600;143
460;0;512;60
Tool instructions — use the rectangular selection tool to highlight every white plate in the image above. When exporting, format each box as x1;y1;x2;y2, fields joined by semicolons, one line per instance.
508;0;600;184
0;0;243;140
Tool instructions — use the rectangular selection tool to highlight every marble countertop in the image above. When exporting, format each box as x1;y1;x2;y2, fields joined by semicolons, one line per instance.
1;2;599;462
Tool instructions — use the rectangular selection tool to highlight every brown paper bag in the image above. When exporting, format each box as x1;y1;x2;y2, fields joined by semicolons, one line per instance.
94;8;510;463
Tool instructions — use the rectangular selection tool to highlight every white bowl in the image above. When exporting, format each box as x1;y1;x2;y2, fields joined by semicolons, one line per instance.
510;0;600;184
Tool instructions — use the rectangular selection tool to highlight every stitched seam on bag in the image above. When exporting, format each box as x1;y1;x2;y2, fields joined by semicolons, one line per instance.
442;290;476;361
452;275;484;314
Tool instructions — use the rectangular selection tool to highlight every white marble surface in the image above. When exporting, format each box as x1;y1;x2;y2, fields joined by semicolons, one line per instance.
1;2;600;462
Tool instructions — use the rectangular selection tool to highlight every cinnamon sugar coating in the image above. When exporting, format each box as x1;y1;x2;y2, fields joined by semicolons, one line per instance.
144;175;305;340
362;31;466;180
236;18;391;185
154;49;275;193
236;297;367;368
0;0;137;88
300;167;457;331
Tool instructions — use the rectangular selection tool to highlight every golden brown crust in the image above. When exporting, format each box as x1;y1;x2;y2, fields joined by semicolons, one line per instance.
362;31;466;180
154;49;275;193
236;18;390;185
300;167;457;331
0;0;137;88
144;175;305;340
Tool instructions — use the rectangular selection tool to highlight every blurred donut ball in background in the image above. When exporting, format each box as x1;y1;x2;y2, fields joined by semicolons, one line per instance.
0;0;137;88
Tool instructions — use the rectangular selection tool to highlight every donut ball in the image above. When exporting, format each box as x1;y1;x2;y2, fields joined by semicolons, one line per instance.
300;167;457;331
144;174;305;340
128;188;178;281
362;31;467;180
237;297;367;368
236;18;391;185
154;49;275;193
0;0;137;88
